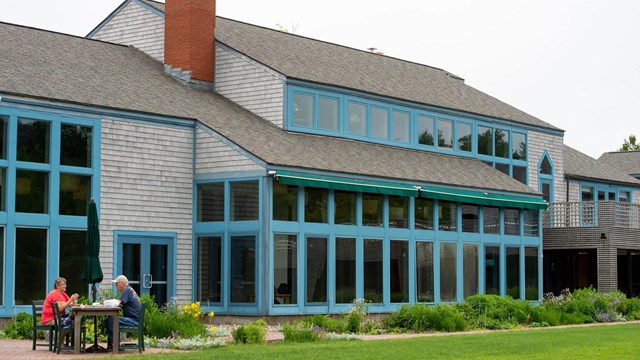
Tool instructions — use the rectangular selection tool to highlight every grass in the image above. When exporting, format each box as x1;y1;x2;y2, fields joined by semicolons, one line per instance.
127;323;640;360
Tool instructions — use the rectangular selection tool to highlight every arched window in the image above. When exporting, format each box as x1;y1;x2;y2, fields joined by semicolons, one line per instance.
538;153;554;204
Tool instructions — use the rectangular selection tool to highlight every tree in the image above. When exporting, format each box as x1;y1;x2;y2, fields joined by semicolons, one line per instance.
620;134;640;151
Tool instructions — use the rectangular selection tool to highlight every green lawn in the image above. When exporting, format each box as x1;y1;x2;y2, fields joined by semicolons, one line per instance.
128;323;639;359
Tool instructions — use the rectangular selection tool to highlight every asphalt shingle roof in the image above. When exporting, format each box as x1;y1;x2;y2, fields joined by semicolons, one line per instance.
598;151;640;177
564;146;640;186
0;21;539;196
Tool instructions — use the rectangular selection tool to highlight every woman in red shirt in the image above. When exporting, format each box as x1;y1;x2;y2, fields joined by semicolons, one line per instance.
41;277;79;326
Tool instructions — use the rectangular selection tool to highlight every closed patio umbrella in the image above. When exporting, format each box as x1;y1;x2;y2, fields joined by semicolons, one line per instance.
80;199;105;352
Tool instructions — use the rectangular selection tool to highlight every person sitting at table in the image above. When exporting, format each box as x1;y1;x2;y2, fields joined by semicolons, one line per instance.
106;275;141;350
42;277;79;328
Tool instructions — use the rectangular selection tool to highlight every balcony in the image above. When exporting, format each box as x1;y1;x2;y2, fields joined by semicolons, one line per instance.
542;201;640;229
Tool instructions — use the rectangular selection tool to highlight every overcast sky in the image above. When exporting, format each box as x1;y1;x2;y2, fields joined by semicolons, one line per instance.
2;0;639;158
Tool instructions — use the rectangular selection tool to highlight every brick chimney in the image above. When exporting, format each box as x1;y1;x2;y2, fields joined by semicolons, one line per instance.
164;0;216;83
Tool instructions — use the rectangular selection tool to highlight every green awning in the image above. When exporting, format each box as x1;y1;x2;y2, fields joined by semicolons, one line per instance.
420;187;547;210
274;171;419;197
273;171;547;210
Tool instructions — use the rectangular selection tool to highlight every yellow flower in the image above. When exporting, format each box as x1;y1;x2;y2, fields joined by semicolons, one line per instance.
208;311;215;318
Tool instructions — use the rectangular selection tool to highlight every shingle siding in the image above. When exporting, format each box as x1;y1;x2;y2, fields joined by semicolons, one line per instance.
195;127;263;174
90;1;165;62
100;119;193;302
215;45;284;127
528;131;564;202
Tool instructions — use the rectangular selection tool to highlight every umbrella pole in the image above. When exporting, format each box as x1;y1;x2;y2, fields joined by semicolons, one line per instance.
85;284;107;353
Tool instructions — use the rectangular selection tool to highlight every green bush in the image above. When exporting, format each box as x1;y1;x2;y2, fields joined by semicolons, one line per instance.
3;312;33;339
142;295;206;338
282;321;322;342
232;319;268;344
531;308;590;326
621;297;640;320
382;304;465;332
302;314;347;333
458;294;531;329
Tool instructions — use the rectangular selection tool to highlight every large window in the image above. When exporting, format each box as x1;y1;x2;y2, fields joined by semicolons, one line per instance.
306;237;327;303
318;97;339;131
60;124;92;167
16;170;49;214
362;194;383;227
483;207;500;234
197;183;224;222
525;247;538;300
504;208;520;235
348;102;366;135
17;118;50;163
415;198;434;230
293;93;313;127
0;116;7;159
364;239;383;303
512;132;526;160
478;126;492;156
305;188;328;223
523;209;539;237
231;181;259;221
438;119;453;149
273;182;298;222
60;230;88;297
389;195;409;229
392;111;410;142
274;234;297;305
461;204;479;233
59;174;91;216
440;243;457;302
371;107;388;139
230;235;256;303
457;123;472;152
0;168;6;211
416;242;434;302
335;237;356;303
417;115;435;146
438;201;457;231
390;240;409;303
506;247;520;299
485;245;500;295
495;129;510;158
15;228;47;305
197;236;222;303
334;191;356;225
463;244;479;299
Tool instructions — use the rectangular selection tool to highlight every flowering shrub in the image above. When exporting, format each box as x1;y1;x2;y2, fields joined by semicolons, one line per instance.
346;298;371;333
182;301;205;320
232;319;268;344
282;321;323;342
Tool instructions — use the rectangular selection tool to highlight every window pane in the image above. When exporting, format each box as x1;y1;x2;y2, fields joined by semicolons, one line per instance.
61;124;92;167
0;229;2;304
231;235;256;303
274;234;297;305
440;242;457;302
304;187;328;223
417;115;434;146
483;207;500;234
461;204;479;233
334;190;356;225
478;126;492;156
318;97;339;131
0;116;7;159
231;181;259;221
364;239;383;303
457;123;472;152
390;240;409;303
392;111;410;142
495;129;509;158
293;93;313;127
197;183;224;222
540;156;552;175
60;230;88;298
504;208;520;235
59;174;91;216
306;237;327;303
416;242;434;302
438;201;457;231
0;168;6;211
371;107;388;139
197;236;222;303
619;191;630;202
335;237;356;303
512;132;526;160
348;102;366;135
415;198;434;230
17;118;50;163
389;195;409;229
513;166;527;184
485;246;500;295
273;182;297;221
463;244;478;299
16;170;48;214
15;228;47;305
506;247;520;299
495;163;509;176
437;119;453;148
524;209;539;237
362;193;383;227
525;247;538;300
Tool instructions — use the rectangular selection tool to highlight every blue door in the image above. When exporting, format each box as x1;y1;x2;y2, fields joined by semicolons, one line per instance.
116;233;174;307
